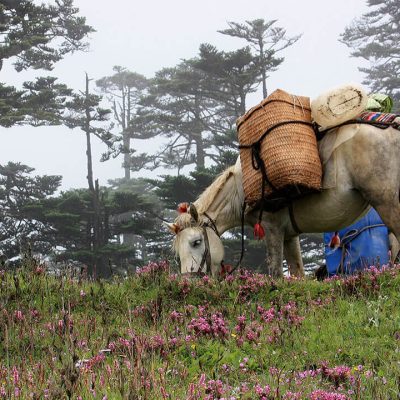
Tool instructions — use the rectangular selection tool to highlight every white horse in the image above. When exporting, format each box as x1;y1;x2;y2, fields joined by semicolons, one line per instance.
167;123;400;277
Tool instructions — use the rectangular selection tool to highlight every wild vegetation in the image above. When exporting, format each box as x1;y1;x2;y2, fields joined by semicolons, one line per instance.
1;255;399;399
1;3;400;397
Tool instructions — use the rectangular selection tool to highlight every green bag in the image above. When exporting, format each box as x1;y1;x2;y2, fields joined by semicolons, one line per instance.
366;93;393;113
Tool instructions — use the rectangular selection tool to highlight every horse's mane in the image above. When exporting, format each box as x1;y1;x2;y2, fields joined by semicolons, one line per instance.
194;166;236;214
173;163;242;233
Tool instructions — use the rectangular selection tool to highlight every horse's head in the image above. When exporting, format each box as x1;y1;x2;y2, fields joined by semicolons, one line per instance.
166;204;224;277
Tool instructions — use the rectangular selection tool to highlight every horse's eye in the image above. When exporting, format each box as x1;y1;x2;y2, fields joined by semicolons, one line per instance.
191;239;202;248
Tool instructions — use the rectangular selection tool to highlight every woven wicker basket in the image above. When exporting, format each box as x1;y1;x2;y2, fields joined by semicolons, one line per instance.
237;89;322;209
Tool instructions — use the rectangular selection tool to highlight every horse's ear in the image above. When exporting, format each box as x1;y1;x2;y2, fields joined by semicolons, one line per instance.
164;222;180;235
189;203;199;223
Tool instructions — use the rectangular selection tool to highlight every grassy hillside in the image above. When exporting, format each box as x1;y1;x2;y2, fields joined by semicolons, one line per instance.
0;256;399;399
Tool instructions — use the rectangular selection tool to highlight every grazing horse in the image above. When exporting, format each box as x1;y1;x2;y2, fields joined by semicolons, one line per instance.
168;123;400;277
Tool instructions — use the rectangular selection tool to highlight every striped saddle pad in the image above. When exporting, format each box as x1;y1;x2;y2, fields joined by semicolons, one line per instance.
358;111;400;130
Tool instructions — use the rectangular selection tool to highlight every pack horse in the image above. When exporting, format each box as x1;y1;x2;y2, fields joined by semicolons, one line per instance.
167;122;400;277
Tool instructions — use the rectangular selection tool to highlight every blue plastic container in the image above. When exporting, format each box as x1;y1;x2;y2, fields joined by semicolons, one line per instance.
324;208;390;276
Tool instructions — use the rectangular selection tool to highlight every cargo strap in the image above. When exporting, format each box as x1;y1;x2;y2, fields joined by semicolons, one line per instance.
239;120;319;191
239;120;318;173
288;202;302;234
239;139;277;193
316;119;392;141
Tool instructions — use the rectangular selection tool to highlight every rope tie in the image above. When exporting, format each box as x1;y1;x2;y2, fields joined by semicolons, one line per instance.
292;95;306;116
332;223;386;275
251;141;262;170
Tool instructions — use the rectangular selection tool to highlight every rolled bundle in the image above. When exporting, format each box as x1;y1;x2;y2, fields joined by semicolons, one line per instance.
311;83;368;129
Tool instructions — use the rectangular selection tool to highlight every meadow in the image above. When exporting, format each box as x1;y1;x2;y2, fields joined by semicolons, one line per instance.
1;254;400;399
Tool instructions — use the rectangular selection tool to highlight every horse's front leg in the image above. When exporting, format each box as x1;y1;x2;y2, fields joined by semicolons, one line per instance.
264;223;285;278
284;235;304;277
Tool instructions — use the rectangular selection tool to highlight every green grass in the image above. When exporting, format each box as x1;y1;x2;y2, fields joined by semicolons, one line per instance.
0;260;399;399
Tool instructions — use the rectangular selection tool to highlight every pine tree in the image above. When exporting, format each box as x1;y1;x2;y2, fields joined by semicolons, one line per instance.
0;77;74;127
21;77;74;126
96;67;149;179
0;162;61;262
132;60;221;172
43;188;140;275
107;177;171;263
218;19;301;98
0;0;94;72
341;0;400;110
63;74;114;277
196;44;260;118
0;1;93;128
194;44;260;169
0;84;24;127
150;168;216;210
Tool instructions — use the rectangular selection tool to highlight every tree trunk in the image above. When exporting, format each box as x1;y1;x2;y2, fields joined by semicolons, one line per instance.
85;74;95;193
123;135;131;180
84;74;111;279
194;93;205;169
195;133;205;169
259;40;268;98
122;84;131;180
261;69;267;99
93;179;110;278
239;91;246;117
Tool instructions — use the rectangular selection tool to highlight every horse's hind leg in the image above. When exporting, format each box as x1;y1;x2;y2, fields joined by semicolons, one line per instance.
284;236;305;277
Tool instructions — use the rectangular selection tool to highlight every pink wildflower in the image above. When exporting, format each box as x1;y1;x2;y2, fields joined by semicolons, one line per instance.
35;266;45;275
310;390;349;400
254;383;271;399
12;366;19;385
14;310;24;322
170;310;183;322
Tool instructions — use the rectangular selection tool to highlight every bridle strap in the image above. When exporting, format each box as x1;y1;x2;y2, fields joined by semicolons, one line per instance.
203;211;220;237
198;226;212;275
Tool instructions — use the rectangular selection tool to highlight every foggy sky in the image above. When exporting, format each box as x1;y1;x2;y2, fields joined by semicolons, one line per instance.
0;0;368;190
